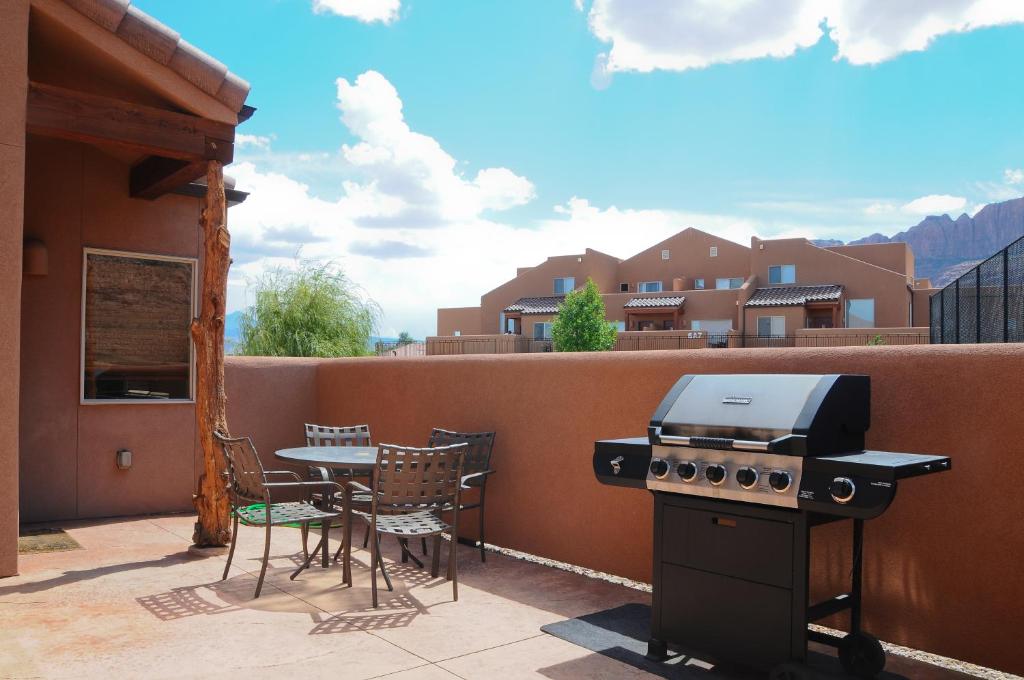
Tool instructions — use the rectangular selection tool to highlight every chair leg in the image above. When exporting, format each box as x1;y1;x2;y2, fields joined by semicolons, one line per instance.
222;514;239;581
448;528;458;602
300;523;309;561
431;534;441;578
421;537;428;556
370;526;379;608
478;488;488;563
254;521;272;599
400;538;409;563
376;534;393;592
343;516;354;587
362;522;369;548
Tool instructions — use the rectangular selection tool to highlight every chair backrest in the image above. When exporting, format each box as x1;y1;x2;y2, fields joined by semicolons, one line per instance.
428;428;496;476
371;443;467;512
215;432;267;506
305;423;371;447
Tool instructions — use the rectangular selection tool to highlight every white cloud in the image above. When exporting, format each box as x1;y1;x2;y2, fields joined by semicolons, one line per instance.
901;194;967;216
586;0;1024;80
335;71;535;226
236;133;274;150
1005;168;1024;185
312;0;400;24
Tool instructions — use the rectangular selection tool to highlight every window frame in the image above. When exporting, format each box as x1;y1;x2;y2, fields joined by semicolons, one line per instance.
533;321;553;340
80;248;198;405
694;278;705;290
553;277;575;295
661;249;670;260
709;246;718;257
757;315;786;337
638;280;663;293
769;264;797;284
715;277;743;290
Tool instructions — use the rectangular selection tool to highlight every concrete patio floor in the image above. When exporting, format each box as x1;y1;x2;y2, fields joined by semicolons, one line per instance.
0;515;988;679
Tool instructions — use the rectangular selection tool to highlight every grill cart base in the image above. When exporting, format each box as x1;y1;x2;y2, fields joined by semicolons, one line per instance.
646;492;884;678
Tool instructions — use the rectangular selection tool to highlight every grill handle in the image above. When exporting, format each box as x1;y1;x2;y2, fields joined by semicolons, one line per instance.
659;434;770;452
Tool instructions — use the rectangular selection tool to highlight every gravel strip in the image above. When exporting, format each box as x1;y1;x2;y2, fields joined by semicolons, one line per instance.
477;540;1019;680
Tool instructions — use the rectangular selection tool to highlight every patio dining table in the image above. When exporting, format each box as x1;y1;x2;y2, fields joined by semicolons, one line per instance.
274;446;378;570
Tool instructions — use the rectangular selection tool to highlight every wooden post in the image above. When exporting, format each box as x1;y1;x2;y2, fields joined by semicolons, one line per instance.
191;160;232;547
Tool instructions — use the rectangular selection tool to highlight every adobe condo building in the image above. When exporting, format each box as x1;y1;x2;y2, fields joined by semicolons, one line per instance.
0;0;251;576
435;228;938;348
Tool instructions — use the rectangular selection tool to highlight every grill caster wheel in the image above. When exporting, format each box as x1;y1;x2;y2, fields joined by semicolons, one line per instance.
839;632;886;678
769;662;813;680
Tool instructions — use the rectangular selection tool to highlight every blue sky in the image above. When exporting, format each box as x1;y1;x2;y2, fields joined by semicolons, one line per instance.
136;0;1024;337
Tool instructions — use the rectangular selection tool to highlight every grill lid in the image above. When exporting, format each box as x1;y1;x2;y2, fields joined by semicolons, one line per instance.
648;374;869;456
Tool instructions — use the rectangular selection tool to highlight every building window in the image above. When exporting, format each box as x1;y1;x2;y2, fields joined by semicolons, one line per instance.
709;246;718;257
715;277;743;290
453;330;461;336
619;282;629;292
533;322;553;340
769;264;796;284
505;316;517;333
757;316;785;337
661;249;670;260
614;320;626;331
639;281;663;293
846;299;875;328
82;249;196;402
694;278;705;289
691;319;732;333
553;277;575;295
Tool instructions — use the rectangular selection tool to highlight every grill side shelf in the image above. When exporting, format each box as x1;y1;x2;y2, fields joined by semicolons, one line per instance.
594;438;651;489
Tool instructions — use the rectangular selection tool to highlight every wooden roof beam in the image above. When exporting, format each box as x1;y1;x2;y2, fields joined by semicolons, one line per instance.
26;81;234;163
130;157;206;200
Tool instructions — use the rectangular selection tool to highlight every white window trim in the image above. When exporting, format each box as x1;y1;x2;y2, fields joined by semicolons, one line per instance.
638;280;663;293
661;249;670;260
533;321;553;340
709;246;718;257
845;298;876;329
80;248;198;405
553;277;575;295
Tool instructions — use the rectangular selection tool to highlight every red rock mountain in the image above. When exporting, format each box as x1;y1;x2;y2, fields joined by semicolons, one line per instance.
830;196;1024;286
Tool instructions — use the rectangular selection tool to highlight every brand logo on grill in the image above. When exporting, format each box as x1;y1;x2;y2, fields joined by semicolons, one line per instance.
722;396;753;405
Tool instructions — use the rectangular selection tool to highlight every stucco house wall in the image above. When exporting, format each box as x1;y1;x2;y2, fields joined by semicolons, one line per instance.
616;228;750;293
826;242;915;278
479;249;620;334
0;0;29;578
19;136;204;522
751;237;912;328
436;306;483;337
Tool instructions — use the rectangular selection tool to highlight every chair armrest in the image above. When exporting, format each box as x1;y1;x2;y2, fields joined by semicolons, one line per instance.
462;469;495;485
264;470;302;481
263;480;345;496
346;480;372;494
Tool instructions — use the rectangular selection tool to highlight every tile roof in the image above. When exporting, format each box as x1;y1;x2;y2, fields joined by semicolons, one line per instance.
623;296;686;309
62;0;250;112
503;296;564;315
744;285;843;307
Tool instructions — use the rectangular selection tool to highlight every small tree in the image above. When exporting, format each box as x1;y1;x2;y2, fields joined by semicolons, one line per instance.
397;331;414;345
236;261;380;357
551;278;617;352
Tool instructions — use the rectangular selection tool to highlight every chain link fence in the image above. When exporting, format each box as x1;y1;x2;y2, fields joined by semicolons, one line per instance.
930;235;1024;343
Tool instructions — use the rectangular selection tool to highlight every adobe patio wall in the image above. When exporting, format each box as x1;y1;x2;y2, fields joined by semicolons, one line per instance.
299;345;1022;675
0;0;29;578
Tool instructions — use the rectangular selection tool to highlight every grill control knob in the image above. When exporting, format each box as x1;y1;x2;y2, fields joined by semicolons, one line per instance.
649;458;670;479
736;467;759;489
705;464;727;486
769;470;792;493
829;477;856;504
677;461;698;482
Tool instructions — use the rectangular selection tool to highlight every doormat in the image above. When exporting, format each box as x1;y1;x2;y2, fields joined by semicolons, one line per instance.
540;603;909;679
18;527;82;554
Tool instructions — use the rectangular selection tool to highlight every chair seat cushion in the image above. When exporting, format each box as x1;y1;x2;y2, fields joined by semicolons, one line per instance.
235;502;339;527
352;510;450;537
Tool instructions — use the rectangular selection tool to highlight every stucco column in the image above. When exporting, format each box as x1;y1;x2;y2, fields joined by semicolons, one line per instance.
0;0;29;577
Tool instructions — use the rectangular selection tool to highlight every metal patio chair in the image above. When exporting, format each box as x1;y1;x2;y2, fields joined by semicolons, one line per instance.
342;443;467;608
216;432;344;599
428;428;496;562
300;423;371;560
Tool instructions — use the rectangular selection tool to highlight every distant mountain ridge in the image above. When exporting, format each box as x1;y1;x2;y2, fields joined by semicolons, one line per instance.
816;196;1024;287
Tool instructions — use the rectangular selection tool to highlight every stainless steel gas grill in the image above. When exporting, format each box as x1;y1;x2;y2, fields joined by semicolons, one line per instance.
593;374;951;678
